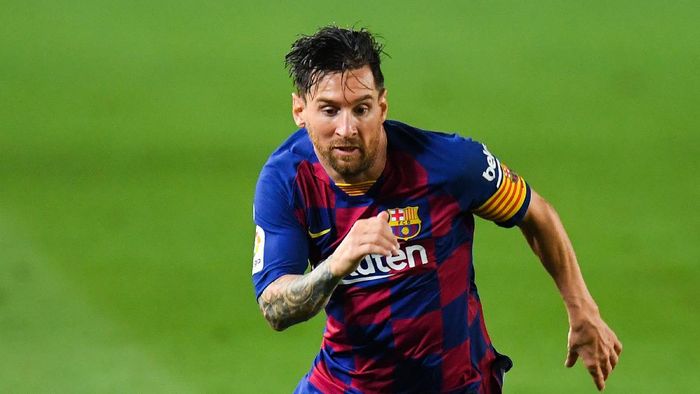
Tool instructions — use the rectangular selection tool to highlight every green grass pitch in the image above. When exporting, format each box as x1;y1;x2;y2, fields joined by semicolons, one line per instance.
1;1;698;392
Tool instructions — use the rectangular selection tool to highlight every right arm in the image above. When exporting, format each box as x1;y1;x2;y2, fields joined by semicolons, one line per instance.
258;211;398;331
258;259;339;331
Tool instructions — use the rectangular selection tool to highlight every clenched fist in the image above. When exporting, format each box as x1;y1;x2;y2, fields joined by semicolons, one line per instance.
328;211;400;278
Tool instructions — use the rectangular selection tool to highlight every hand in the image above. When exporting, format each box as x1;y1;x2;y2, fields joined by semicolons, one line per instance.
565;314;623;390
329;211;400;278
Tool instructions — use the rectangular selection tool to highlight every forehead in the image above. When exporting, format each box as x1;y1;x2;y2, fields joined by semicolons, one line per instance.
309;66;377;103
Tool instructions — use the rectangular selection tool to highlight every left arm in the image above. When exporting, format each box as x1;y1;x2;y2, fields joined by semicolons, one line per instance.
518;189;623;391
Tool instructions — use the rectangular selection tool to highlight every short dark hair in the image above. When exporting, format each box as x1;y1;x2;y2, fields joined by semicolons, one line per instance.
284;26;386;96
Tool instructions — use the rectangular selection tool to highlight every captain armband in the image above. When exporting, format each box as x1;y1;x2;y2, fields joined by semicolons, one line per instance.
473;163;528;223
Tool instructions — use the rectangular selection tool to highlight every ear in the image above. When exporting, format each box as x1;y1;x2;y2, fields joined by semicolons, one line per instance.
378;88;388;122
292;93;306;128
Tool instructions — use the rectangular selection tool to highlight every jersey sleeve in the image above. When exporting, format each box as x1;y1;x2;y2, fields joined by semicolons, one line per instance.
251;165;309;299
461;140;531;228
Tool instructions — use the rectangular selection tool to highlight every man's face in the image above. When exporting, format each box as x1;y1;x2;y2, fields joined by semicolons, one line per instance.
293;65;388;182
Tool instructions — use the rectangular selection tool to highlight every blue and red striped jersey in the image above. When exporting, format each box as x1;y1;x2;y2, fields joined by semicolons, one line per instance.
252;120;531;393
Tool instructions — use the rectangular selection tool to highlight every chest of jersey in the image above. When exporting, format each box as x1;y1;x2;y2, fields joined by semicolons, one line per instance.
302;177;472;289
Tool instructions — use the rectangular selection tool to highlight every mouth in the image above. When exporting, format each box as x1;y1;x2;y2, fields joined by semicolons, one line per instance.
334;146;358;151
332;146;361;155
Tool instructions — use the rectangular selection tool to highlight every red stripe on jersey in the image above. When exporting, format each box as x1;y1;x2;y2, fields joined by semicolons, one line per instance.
333;205;376;250
312;161;331;183
293;207;306;228
308;360;348;393
296;161;335;209
441;340;480;391
428;194;463;238
479;347;498;394
380;150;430;198
322;315;353;353
468;289;482;327
438;243;471;307
350;354;396;393
343;286;392;325
392;309;444;360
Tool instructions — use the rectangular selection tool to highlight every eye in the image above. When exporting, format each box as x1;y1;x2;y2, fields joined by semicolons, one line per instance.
354;105;370;116
321;106;338;116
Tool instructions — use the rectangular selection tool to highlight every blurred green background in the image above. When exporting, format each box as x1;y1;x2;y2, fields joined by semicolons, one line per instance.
1;1;698;392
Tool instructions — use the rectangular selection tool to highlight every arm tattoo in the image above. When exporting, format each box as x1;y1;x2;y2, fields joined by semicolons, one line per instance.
258;258;340;331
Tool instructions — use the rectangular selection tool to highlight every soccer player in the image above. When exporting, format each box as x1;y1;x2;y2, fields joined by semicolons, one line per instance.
252;26;622;393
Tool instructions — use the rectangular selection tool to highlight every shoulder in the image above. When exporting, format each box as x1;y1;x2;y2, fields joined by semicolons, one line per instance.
257;129;315;193
254;129;320;231
261;129;314;175
385;119;486;155
384;119;489;174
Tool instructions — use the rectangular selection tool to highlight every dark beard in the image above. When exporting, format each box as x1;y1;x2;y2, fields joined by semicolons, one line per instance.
326;146;373;178
307;128;378;179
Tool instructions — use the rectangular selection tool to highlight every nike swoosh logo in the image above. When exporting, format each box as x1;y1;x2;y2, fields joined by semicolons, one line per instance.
308;228;331;239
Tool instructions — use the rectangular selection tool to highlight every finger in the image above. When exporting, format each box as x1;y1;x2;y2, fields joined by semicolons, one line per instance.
357;212;398;255
589;365;605;391
371;223;398;243
378;238;399;257
602;356;613;380
565;348;578;368
359;233;398;256
609;348;619;370
386;231;400;251
374;241;399;257
614;339;623;355
359;242;392;257
375;220;400;251
383;237;400;255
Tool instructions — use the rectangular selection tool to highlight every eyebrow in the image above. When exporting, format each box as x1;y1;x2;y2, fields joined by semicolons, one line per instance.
316;94;374;105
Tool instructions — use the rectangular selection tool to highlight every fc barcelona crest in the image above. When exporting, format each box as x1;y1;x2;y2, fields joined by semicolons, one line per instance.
388;206;422;240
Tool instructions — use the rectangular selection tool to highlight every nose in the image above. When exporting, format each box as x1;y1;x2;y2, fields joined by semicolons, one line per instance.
335;110;357;138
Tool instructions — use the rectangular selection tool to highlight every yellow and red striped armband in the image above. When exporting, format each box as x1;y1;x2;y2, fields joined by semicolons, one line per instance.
473;164;528;223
